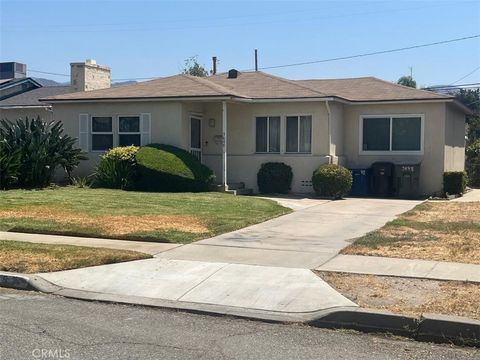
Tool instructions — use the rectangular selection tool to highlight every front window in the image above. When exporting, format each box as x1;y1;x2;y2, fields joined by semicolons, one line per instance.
286;115;312;153
118;116;141;146
91;116;113;151
256;116;280;153
362;115;422;153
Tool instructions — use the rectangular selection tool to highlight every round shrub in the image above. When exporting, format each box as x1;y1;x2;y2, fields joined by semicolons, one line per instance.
312;164;352;199
135;144;215;192
257;162;293;194
95;146;139;190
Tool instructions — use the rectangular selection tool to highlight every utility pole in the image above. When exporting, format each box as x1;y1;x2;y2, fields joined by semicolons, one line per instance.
254;49;258;71
409;66;413;78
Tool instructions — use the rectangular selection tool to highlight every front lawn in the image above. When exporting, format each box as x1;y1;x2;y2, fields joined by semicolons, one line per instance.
342;201;480;264
0;188;290;244
0;240;150;273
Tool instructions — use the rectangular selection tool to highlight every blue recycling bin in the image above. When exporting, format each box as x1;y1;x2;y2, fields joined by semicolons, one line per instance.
350;168;372;197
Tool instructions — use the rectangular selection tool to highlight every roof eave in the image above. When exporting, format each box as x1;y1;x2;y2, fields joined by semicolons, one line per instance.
40;95;238;103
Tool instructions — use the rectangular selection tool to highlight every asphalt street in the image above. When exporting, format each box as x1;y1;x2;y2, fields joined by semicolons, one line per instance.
0;287;478;360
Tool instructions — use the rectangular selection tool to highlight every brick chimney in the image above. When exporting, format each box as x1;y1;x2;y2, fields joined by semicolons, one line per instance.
70;59;111;92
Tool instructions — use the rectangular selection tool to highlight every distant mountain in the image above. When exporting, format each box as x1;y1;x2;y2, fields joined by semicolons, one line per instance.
32;77;65;87
31;77;137;88
112;80;138;87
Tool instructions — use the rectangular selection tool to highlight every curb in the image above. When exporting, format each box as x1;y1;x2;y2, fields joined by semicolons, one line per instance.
1;272;479;347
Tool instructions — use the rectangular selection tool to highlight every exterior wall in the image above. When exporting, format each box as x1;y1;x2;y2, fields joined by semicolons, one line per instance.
202;101;331;193
0;107;53;121
329;101;345;164
343;102;447;196
444;104;466;172
52;101;183;177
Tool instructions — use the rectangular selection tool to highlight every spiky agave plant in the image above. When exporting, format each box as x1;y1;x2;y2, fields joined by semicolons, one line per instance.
0;117;87;188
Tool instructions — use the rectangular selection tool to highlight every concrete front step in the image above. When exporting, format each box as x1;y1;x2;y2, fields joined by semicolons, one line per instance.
210;182;253;195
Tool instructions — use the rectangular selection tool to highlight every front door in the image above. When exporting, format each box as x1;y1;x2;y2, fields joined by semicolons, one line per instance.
190;117;202;161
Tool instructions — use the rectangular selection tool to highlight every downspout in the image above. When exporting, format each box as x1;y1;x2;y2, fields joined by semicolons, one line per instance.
222;101;228;191
325;100;333;164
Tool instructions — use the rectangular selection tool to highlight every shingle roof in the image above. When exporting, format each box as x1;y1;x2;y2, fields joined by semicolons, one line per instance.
0;86;70;107
42;74;241;101
42;71;452;103
208;71;327;99
296;77;452;101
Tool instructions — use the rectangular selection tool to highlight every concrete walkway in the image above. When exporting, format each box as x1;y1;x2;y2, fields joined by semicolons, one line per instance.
157;197;420;268
0;231;180;255
452;188;480;202
39;258;357;319
317;254;480;283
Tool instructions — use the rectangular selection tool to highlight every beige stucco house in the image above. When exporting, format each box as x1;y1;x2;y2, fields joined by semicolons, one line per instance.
42;70;470;196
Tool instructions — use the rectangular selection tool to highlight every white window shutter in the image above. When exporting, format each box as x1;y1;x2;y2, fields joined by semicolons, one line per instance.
79;113;89;151
140;113;151;146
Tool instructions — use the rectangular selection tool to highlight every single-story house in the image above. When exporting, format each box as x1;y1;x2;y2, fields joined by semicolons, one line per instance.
42;69;470;196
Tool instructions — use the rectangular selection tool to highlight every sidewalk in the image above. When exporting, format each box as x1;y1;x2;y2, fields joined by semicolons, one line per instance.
317;254;480;283
0;231;180;255
36;258;357;321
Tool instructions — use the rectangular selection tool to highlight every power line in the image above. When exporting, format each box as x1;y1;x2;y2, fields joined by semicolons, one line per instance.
253;34;480;71
423;82;480;90
450;65;480;85
28;34;480;82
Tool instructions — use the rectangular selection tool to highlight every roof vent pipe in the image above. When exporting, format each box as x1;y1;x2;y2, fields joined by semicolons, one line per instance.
228;69;239;79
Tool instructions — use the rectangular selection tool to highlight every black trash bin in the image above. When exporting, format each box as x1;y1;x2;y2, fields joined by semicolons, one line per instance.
371;162;394;197
394;164;421;199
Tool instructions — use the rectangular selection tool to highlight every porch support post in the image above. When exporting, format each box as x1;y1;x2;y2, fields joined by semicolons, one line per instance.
222;101;228;191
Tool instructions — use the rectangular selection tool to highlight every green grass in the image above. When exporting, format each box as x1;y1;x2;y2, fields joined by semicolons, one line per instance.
0;240;151;273
0;187;290;243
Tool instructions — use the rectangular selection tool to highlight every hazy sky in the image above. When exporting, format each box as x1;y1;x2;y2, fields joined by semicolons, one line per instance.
1;0;479;87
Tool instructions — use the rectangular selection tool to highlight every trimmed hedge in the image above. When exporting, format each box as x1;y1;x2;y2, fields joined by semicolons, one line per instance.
135;144;215;192
312;164;352;199
257;162;293;194
443;171;468;195
95;146;139;190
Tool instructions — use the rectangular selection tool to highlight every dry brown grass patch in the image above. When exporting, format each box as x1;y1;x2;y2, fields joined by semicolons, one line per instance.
0;207;209;235
343;201;480;264
0;241;150;273
318;271;480;320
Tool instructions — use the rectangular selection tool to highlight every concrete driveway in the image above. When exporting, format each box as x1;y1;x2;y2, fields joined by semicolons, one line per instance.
158;196;420;268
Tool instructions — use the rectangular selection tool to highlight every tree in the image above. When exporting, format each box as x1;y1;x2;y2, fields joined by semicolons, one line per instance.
182;56;209;77
397;75;417;88
454;88;480;186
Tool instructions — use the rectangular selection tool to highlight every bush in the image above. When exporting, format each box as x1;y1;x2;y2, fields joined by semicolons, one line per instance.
0;140;21;189
135;144;215;192
312;164;352;199
95;146;139;189
0;117;86;187
443;171;468;195
466;139;480;187
257;162;293;194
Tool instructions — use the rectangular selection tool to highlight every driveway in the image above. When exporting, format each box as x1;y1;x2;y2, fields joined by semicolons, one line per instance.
158;197;420;268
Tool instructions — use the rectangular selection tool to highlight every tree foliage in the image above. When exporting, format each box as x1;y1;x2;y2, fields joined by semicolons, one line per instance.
0;117;87;188
182;56;209;77
397;75;417;88
454;88;480;186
